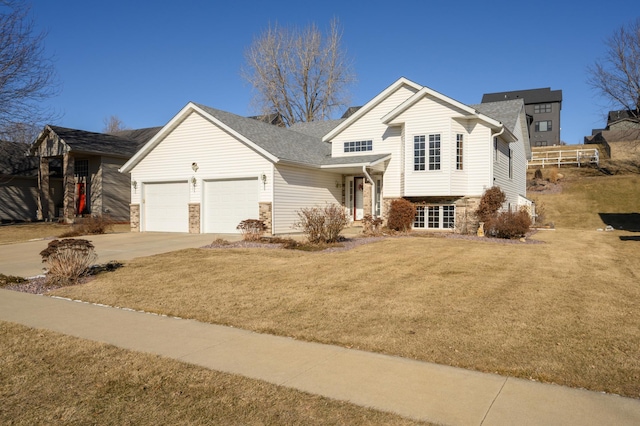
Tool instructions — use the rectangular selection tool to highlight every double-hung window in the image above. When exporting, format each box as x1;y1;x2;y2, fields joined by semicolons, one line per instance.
535;121;552;132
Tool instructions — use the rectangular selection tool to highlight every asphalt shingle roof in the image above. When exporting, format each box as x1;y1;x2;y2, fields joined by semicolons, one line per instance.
289;119;345;138
471;99;524;133
43;126;144;158
481;88;562;104
195;104;388;167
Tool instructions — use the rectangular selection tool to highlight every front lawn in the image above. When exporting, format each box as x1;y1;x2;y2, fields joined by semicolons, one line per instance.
50;229;640;399
0;222;131;245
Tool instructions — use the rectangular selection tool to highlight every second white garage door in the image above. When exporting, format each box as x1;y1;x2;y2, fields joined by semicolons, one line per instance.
203;178;259;233
143;181;189;232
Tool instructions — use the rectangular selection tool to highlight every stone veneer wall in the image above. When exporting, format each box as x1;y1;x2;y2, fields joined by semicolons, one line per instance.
259;202;272;235
189;203;200;234
363;182;372;217
130;204;140;232
62;154;75;223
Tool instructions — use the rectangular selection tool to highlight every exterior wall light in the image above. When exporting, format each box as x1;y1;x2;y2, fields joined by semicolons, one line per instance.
261;173;267;184
191;162;199;172
131;180;137;190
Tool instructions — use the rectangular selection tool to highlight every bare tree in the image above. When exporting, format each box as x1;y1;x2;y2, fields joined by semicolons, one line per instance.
103;115;129;134
242;19;355;126
0;1;58;133
0;121;40;144
588;18;640;119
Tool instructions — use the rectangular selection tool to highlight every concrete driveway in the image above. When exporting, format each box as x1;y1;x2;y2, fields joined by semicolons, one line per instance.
0;232;241;278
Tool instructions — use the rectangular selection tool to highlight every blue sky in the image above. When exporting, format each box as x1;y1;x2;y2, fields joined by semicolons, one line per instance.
29;0;636;145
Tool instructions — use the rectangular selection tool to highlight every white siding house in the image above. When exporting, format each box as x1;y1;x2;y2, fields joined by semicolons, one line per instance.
121;77;529;234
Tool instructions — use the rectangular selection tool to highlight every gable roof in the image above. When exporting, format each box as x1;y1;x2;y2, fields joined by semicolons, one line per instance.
121;103;389;173
481;88;562;105
30;125;157;159
471;99;524;133
323;77;423;141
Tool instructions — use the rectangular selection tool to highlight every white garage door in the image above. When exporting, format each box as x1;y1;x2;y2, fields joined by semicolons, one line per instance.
203;178;259;233
143;182;189;232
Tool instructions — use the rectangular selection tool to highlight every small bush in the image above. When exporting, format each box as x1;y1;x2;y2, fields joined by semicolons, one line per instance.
294;204;349;244
491;208;532;239
236;219;266;241
387;199;416;232
549;167;560;183
476;186;506;233
534;168;543;180
0;273;27;287
40;239;97;286
362;214;384;236
59;215;114;238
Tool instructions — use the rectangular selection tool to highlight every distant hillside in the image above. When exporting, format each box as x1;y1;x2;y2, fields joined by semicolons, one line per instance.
528;167;640;230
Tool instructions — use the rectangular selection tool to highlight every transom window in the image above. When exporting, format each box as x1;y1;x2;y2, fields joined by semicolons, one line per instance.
414;205;455;229
534;103;552;113
74;159;89;177
535;120;552;132
456;134;464;170
344;140;372;152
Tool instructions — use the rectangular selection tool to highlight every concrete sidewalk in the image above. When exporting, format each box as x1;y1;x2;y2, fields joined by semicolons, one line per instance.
1;289;639;426
0;232;235;277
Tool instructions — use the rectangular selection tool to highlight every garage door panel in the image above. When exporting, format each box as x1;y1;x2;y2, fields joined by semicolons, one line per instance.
144;182;189;232
204;178;259;233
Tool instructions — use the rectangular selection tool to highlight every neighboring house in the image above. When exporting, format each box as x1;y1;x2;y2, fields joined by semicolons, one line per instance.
0;140;63;222
28;125;160;223
585;109;640;160
121;77;530;234
482;87;562;148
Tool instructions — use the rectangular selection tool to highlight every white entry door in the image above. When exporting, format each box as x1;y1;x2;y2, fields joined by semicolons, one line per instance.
143;181;189;232
203;178;259;233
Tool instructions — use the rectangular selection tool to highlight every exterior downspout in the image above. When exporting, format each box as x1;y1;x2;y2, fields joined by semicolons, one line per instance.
490;126;505;186
362;166;376;218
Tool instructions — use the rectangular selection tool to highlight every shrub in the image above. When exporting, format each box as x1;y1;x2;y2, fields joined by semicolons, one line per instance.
362;214;384;236
236;219;266;241
0;273;27;287
294;204;349;244
549;167;560;183
59;215;114;237
491;208;532;239
534;168;543;180
475;186;506;233
387;199;416;232
40;239;97;286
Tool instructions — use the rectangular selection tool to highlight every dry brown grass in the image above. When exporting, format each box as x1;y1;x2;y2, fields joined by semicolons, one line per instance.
0;321;427;425
530;171;640;229
51;229;640;398
0;222;130;245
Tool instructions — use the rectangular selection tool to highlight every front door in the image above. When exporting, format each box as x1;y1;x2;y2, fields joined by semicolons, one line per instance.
354;177;364;220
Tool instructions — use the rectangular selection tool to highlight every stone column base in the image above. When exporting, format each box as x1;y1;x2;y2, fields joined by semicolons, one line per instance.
189;203;200;234
259;202;273;235
130;204;140;232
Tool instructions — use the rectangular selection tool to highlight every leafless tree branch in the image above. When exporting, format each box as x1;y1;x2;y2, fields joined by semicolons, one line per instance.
241;19;355;126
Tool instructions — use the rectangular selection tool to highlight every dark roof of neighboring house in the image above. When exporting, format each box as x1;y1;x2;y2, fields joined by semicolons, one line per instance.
247;113;285;127
31;125;160;159
113;127;162;145
341;106;362;119
607;109;639;125
0;140;39;176
481;88;562;105
289;119;345;138
471;99;524;134
194;104;388;167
